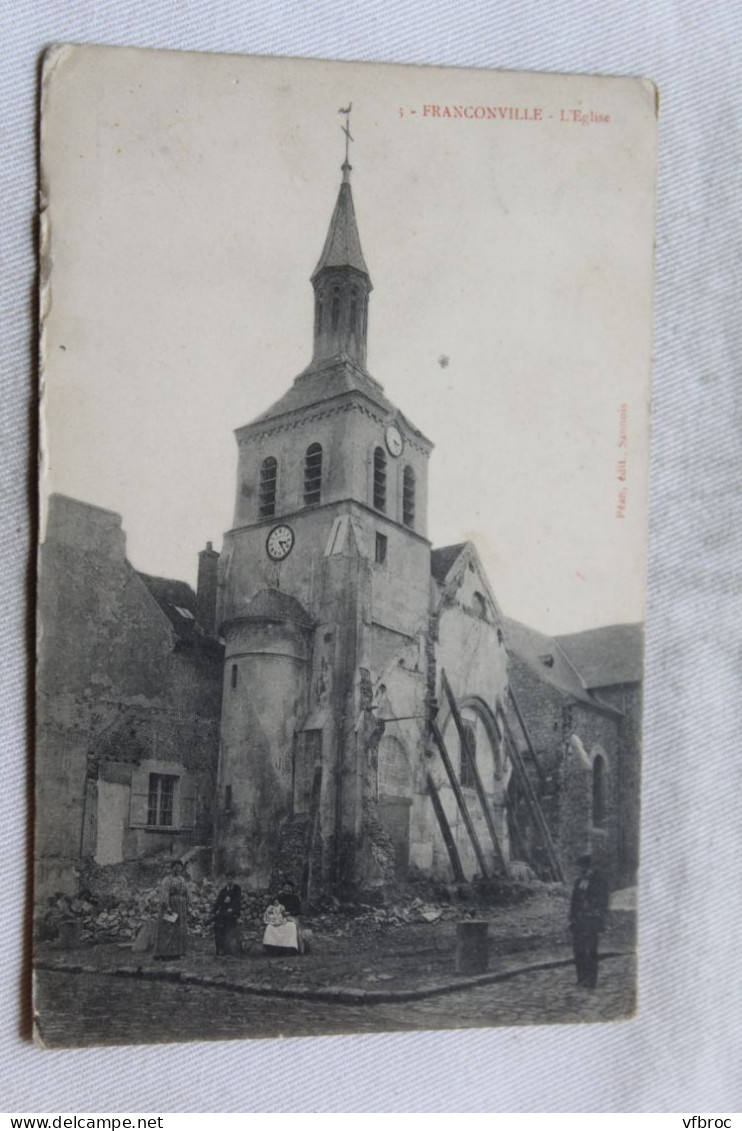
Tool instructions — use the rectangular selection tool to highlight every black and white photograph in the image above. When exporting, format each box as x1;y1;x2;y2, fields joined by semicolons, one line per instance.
34;46;656;1048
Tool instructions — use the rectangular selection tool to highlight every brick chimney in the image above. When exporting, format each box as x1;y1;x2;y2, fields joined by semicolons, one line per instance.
196;541;219;634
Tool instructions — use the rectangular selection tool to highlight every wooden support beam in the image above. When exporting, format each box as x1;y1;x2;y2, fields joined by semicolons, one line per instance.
426;772;465;883
440;669;510;879
497;704;565;883
507;685;546;788
430;717;490;880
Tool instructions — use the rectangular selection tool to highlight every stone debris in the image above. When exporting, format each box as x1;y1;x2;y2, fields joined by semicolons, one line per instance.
37;874;550;948
39;886;463;945
36;883;637;1015
38;880;269;945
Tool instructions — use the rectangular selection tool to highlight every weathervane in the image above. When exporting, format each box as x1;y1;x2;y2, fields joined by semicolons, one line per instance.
339;102;353;178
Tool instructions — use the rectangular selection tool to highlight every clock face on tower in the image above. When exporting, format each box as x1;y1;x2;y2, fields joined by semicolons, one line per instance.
385;423;404;457
266;524;295;561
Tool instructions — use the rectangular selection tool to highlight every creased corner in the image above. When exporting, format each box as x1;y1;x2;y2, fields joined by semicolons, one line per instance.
40;44;75;93
641;77;660;119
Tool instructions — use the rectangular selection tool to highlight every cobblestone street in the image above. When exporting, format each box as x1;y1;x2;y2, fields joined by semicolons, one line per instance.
35;954;635;1047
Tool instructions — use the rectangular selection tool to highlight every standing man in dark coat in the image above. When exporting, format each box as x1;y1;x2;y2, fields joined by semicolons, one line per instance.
569;854;610;988
213;872;242;957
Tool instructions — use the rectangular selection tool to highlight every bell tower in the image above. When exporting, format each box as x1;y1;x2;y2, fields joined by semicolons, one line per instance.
215;127;433;893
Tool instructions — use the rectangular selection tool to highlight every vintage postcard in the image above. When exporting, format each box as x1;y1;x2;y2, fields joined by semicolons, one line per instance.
35;45;656;1047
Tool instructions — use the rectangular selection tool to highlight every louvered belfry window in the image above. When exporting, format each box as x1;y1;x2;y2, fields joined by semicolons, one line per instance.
259;457;278;517
304;443;323;506
350;287;358;333
373;446;387;511
403;465;416;528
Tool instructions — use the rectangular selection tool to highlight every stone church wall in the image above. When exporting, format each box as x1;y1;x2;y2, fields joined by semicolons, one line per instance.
506;654;623;885
591;682;642;886
216;616;312;885
423;571;510;882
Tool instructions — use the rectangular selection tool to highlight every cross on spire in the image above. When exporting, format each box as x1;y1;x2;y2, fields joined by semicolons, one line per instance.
339;103;353;182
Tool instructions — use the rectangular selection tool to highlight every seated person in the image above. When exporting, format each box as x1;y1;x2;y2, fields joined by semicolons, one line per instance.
278;880;301;918
262;881;304;955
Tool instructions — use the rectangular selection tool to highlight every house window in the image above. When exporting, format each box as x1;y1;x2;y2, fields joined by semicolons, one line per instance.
231;663;238;689
375;532;388;565
592;754;606;827
148;773;176;827
373;446;387;511
460;721;477;789
259;457;278;517
402;465;416;528
304;443;323;506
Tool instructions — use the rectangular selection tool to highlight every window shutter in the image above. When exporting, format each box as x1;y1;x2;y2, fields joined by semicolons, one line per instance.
129;766;150;827
179;775;198;829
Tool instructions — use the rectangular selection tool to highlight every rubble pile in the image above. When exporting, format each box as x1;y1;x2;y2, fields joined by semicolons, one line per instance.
37;873;548;949
305;895;456;938
302;890;522;941
37;880;270;946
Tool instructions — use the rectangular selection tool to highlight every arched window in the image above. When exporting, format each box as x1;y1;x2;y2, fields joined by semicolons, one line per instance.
315;298;323;335
303;443;323;506
373;446;387;511
460;720;477;789
472;591;489;621
259;456;278;517
350;287;358;333
402;465;415;528
331;286;340;332
592;754;606;828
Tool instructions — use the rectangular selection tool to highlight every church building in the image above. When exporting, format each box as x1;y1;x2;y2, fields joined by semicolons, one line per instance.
214;153;515;895
36;146;640;908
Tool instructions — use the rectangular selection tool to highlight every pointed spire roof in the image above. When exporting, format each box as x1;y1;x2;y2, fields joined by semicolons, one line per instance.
311;164;370;281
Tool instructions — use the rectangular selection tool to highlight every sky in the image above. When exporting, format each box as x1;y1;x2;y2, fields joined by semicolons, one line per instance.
41;46;656;634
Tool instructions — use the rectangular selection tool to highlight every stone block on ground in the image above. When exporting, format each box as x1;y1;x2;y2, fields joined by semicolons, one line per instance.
455;919;489;974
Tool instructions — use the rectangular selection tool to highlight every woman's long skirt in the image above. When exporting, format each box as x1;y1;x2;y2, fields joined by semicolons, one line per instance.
153;895;188;958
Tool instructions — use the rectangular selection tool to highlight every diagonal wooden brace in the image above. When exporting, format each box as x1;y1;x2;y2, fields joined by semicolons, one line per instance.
441;669;510;879
430;716;490;880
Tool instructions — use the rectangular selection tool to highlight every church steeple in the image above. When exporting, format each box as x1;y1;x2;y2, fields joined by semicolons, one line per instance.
311;142;372;370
